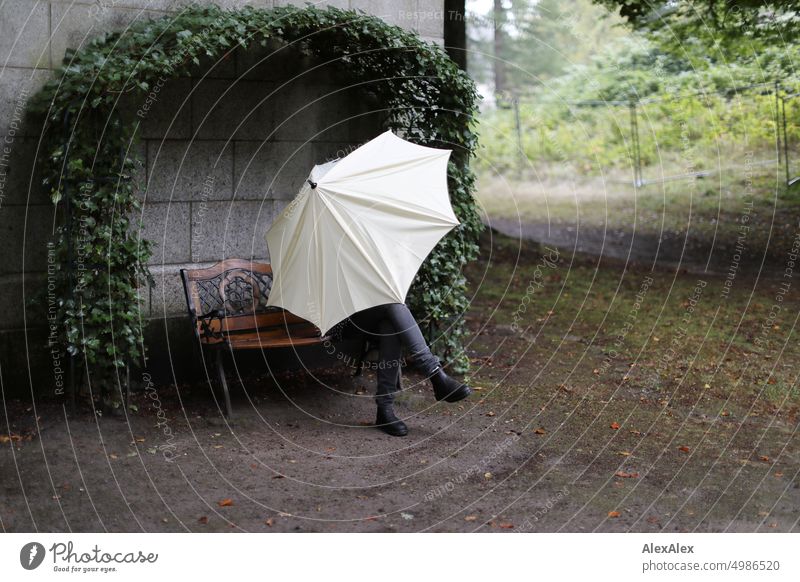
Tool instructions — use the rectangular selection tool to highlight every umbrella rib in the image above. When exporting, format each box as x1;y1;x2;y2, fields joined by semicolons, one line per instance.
314;190;403;302
320;185;459;226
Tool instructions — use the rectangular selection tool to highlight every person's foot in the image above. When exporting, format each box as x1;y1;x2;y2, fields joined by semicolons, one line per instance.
430;367;472;402
375;405;408;437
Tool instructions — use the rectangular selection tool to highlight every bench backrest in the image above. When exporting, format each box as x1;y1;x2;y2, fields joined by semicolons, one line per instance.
180;259;318;344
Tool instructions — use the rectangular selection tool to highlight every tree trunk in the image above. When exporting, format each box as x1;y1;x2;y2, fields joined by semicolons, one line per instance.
444;0;467;70
493;0;508;95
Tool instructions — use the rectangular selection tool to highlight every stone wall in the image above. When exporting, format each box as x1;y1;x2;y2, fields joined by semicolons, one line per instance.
0;0;445;396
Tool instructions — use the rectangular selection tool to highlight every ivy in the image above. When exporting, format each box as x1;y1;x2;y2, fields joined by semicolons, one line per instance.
30;3;483;386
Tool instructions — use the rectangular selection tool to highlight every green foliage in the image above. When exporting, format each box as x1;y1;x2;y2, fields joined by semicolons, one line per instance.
595;0;800;55
468;0;627;94
476;34;800;177
30;3;483;380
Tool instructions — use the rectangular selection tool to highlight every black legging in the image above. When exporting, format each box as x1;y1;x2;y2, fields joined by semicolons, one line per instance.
347;303;441;405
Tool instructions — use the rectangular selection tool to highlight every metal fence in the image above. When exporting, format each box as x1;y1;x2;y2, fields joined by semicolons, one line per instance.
496;80;799;188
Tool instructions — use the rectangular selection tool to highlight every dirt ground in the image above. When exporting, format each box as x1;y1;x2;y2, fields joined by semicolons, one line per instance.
2;230;799;533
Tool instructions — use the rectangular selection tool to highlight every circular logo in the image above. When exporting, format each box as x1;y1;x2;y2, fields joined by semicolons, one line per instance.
20;542;46;570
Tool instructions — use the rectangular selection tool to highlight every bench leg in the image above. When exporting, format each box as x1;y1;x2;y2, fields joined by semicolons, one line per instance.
215;350;234;423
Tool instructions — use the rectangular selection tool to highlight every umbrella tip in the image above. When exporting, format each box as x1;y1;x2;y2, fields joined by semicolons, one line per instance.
307;179;317;189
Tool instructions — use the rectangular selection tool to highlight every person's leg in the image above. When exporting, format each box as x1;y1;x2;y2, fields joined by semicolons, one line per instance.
379;302;472;403
373;317;407;436
380;303;441;376
375;318;402;407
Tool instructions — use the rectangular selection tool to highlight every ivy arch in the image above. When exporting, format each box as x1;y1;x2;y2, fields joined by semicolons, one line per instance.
30;3;482;392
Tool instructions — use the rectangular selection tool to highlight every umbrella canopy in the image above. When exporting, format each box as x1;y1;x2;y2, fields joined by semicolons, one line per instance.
265;130;460;336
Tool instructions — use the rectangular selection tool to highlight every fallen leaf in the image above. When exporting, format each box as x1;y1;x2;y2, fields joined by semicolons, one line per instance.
250;463;258;469
464;515;478;522
534;428;546;434
218;498;234;507
618;451;632;457
610;422;620;430
272;475;285;479
198;516;208;524
646;516;659;524
109;454;118;460
775;471;783;478
498;523;514;529
608;511;621;518
615;470;640;479
678;446;690;453
265;518;274;527
486;411;495;417
759;455;770;462
484;472;493;480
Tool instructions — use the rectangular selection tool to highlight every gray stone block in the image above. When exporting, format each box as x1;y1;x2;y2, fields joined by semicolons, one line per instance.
275;0;348;8
0;137;50;207
190;200;273;263
0;272;44;330
192;79;276;140
145;140;233;202
50;3;167;69
127;78;193;140
128;141;147;197
0;68;49;139
414;0;444;37
234;39;322;83
0;204;54;275
233;140;314;201
350;0;417;29
136;201;191;265
185;51;238;80
273;198;291;219
271;82;357;143
0;0;50;69
148;263;193;319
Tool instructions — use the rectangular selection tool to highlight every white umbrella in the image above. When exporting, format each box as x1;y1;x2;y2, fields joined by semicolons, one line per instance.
265;130;460;336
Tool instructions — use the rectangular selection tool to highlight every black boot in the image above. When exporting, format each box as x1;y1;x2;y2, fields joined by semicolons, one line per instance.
429;366;472;402
375;404;408;437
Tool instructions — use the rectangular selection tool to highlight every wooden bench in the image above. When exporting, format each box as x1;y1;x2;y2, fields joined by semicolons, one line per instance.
180;258;330;422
